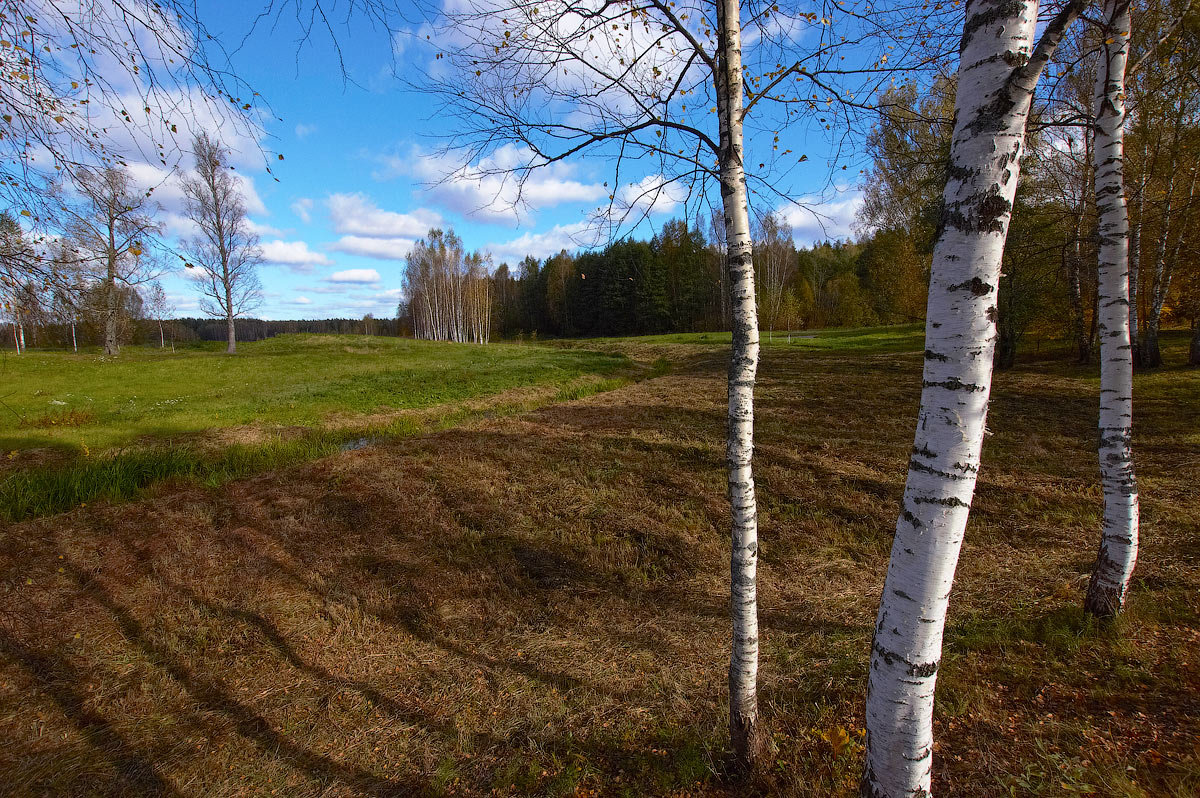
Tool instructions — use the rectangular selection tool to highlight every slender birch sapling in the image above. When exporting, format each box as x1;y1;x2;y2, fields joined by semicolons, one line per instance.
1084;0;1138;618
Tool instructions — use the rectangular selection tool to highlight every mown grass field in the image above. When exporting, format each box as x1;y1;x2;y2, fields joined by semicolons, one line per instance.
0;336;631;520
0;328;1197;797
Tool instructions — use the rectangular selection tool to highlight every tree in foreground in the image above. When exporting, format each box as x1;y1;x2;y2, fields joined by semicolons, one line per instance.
862;1;1085;795
1084;0;1138;618
403;0;934;767
183;133;264;354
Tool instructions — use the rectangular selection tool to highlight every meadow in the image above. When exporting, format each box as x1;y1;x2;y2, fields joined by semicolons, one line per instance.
0;336;631;520
0;328;1197;796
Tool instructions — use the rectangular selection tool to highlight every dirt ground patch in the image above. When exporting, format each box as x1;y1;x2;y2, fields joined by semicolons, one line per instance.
0;347;1196;796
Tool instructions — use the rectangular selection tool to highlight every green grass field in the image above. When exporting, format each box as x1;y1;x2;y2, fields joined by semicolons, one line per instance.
0;335;629;453
580;323;927;352
0;335;630;520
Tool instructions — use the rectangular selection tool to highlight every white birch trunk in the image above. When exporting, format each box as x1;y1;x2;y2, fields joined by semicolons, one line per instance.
1085;0;1138;618
716;0;761;771
17;321;24;353
71;322;77;353
862;0;1080;793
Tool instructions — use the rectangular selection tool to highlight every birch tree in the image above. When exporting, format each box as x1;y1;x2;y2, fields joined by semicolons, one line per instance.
0;0;268;241
182;132;264;354
404;228;493;343
862;1;1085;795
1083;0;1138;618
64;166;162;356
0;210;32;352
753;210;796;340
390;0;942;768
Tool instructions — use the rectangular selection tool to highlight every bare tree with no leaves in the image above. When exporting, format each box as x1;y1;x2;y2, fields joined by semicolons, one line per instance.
63;166;163;356
183;133;263;354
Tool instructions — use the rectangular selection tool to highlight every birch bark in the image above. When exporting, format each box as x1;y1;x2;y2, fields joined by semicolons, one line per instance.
862;1;1082;794
1085;0;1137;619
716;0;761;772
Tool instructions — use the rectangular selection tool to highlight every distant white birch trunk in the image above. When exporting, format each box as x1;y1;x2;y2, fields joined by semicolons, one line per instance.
1128;139;1148;364
862;1;1082;794
716;0;761;771
1085;0;1138;618
70;322;77;352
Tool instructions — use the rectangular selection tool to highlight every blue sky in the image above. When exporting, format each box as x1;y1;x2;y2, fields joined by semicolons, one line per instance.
147;1;866;320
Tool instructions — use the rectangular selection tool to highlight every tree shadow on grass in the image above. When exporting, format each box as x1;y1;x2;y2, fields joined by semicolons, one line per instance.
63;560;427;797
0;634;183;797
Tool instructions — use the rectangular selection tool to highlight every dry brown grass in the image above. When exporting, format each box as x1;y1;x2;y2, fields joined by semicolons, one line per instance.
0;342;1196;797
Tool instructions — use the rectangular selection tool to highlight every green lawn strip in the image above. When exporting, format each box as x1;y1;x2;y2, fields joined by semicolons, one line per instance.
0;371;638;522
0;335;629;453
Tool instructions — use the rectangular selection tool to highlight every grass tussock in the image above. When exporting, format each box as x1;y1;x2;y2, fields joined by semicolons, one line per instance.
0;330;1196;796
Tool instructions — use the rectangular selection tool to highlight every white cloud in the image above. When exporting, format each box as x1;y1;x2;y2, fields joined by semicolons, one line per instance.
778;192;863;246
290;296;313;305
616;174;688;217
377;144;605;225
486;221;601;262
244;218;283;237
291;198;314;224
326;268;382;284
327;193;442;238
260;240;334;270
295;123;317;139
330;235;416;261
123;160;270;240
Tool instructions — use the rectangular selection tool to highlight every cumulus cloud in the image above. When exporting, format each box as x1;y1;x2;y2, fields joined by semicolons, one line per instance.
377;144;605;225
777;192;863;246
326;268;382;284
260;240;334;271
123;159;270;240
327;193;442;237
486;222;603;262
616;174;688;217
330;235;416;261
244;218;283;237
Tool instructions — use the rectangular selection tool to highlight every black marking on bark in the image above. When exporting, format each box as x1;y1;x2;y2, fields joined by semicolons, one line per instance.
901;506;923;529
913;495;970;509
923;377;986;392
872;640;940;678
909;459;968;480
924;348;950;362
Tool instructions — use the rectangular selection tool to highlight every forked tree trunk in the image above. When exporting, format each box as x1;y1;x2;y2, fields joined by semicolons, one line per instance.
717;0;761;773
1085;0;1138;618
862;1;1081;794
